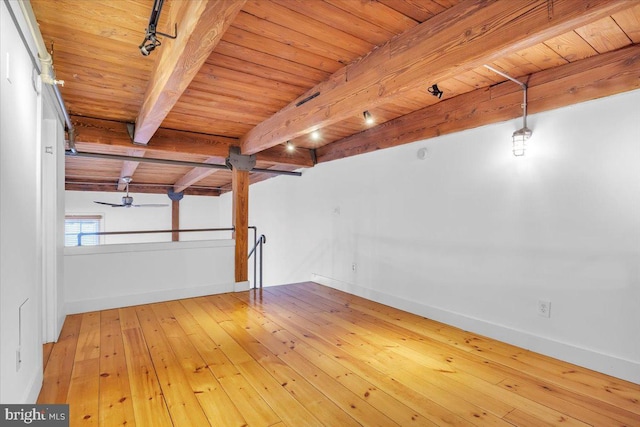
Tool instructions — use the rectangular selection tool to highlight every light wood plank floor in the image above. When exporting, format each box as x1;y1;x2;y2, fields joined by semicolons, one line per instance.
39;282;640;426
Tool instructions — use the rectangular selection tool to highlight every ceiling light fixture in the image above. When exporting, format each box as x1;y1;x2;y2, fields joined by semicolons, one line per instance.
484;65;532;157
285;141;295;152
428;84;444;99
311;131;320;140
139;0;177;56
363;110;374;125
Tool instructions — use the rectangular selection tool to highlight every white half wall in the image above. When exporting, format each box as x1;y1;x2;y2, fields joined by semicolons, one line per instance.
221;89;640;383
64;240;238;313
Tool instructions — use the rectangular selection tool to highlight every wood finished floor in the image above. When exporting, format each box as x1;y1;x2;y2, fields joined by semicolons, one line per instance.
39;282;640;426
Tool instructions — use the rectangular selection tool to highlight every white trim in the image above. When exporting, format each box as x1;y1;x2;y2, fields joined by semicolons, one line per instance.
311;274;640;384
234;281;251;292
42;117;62;343
64;238;233;255
21;370;43;404
64;281;237;314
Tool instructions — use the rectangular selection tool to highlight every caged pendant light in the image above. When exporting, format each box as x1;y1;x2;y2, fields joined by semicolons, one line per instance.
484;65;532;157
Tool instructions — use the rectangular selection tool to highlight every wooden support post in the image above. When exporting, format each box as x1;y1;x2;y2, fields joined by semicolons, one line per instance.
172;200;180;242
232;168;249;283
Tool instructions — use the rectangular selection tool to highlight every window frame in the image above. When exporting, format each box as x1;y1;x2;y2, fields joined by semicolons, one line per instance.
64;214;103;247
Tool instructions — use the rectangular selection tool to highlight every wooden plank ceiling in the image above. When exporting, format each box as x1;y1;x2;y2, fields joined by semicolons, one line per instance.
31;0;640;197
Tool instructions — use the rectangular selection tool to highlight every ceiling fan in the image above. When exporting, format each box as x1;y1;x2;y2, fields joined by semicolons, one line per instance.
94;177;168;208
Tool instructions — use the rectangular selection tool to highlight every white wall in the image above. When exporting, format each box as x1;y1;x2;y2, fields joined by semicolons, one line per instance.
0;1;64;403
180;195;230;240
221;89;640;383
65;192;227;243
42;112;66;343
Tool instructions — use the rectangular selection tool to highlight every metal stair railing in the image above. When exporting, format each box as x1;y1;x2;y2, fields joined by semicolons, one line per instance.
76;227;235;246
75;225;266;289
247;232;266;289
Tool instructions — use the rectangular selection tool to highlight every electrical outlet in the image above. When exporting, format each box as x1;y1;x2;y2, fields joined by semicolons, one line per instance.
351;262;357;272
537;300;551;318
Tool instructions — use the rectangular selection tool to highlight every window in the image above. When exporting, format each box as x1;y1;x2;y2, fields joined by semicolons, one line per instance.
65;215;102;246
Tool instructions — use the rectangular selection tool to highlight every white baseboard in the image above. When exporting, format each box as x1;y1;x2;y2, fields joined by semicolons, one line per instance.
55;311;65;341
64;282;236;315
234;281;251;292
311;274;640;384
22;371;43;404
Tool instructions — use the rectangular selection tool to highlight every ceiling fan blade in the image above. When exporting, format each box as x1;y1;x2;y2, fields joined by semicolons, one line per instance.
94;201;125;207
133;203;169;207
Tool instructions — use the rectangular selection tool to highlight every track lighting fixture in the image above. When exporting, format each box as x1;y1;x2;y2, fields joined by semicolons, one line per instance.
363;110;374;125
139;0;177;56
428;84;444;99
140;33;160;56
484;65;532;157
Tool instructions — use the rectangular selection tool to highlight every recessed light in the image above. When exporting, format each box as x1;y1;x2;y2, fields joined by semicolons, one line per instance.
363;110;374;125
286;141;295;152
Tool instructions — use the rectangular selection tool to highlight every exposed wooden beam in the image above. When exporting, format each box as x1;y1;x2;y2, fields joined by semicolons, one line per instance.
216;163;302;195
240;0;632;155
317;44;640;163
254;145;315;168
74;116;233;156
172;200;180;242
232;168;249;283
72;116;314;167
172;159;224;193
134;0;246;144
65;180;221;197
116;149;145;191
245;164;300;189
